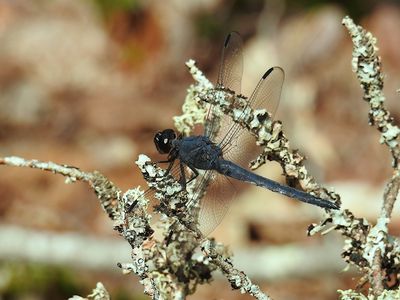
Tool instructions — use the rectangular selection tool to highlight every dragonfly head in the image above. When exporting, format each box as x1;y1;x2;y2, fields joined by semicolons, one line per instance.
154;129;176;154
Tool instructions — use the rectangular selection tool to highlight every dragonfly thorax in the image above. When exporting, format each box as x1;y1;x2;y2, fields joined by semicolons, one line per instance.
176;136;222;170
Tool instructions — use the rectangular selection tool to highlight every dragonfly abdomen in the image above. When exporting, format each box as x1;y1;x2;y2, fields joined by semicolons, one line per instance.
215;159;338;210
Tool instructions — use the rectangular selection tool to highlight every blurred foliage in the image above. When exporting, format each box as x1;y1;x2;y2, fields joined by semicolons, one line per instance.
0;261;138;300
195;0;265;39
195;14;224;40
286;0;393;20
194;0;396;40
92;0;143;18
121;42;147;68
0;261;82;299
91;0;161;70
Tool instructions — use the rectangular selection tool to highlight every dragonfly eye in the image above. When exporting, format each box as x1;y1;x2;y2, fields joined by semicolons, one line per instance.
154;129;176;154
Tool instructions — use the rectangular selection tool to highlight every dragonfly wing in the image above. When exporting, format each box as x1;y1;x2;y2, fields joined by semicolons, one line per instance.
196;33;244;235
219;67;284;167
190;36;285;236
217;31;243;92
205;32;243;143
188;169;236;237
248;66;284;119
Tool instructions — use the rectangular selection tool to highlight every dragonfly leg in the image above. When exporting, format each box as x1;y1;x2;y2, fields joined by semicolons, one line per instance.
178;161;187;189
162;159;175;177
186;165;199;185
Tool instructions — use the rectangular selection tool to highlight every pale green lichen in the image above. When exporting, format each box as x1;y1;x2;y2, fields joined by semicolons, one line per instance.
337;16;400;295
382;123;400;142
338;288;400;300
69;282;110;300
173;60;212;136
363;217;390;264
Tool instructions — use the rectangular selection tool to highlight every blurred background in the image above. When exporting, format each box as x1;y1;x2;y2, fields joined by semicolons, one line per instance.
0;0;400;299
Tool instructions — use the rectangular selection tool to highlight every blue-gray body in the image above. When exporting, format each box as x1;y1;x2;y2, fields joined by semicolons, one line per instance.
173;135;335;209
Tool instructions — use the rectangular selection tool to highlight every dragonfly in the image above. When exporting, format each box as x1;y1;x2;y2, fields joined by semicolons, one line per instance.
152;32;339;236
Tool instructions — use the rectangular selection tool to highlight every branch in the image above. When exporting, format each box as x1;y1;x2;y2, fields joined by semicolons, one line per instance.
0;154;269;299
0;156;121;220
341;16;400;296
202;240;271;300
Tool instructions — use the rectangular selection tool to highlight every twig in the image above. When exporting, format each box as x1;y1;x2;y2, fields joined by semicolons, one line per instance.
202;240;271;300
342;16;400;296
382;172;400;219
0;156;121;220
371;249;384;295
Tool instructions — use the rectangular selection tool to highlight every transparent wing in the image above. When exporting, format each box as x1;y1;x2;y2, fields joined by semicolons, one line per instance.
217;31;243;92
193;37;284;236
249;66;284;118
188;169;237;237
205;32;243;144
219;67;285;167
186;33;244;236
136;159;235;237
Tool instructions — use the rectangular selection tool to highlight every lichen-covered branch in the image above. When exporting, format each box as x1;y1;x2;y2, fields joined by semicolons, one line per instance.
202;239;271;300
0;156;121;220
0;155;210;298
0;154;270;299
341;16;400;296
